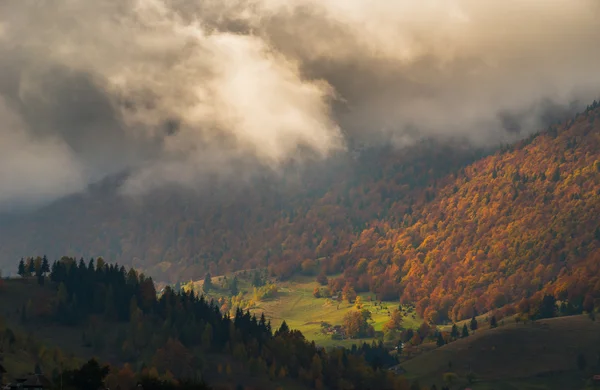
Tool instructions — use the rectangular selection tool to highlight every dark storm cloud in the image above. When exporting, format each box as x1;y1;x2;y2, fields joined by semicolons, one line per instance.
1;0;599;207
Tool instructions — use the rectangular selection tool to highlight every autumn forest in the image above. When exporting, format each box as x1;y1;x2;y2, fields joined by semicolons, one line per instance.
3;103;600;328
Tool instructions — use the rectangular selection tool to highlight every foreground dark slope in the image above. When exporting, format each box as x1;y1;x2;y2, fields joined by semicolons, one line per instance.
1;259;409;390
401;315;600;390
0;143;481;282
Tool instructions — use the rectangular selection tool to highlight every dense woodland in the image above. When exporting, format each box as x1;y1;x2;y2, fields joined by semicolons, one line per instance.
2;103;600;326
0;143;482;284
13;257;407;390
344;102;600;323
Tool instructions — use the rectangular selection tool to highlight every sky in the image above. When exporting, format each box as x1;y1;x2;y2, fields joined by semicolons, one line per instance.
1;0;600;210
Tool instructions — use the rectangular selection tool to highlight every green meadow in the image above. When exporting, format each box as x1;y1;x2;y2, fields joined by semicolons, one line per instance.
183;273;422;349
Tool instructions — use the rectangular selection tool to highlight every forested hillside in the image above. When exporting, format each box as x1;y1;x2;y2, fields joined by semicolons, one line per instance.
3;258;406;390
2;103;600;325
338;102;600;322
0;143;481;282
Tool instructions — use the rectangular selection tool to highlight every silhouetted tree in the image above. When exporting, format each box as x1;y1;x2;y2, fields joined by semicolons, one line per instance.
436;332;445;347
229;276;239;296
61;359;109;390
470;316;478;332
18;259;25;277
450;324;459;339
535;295;557;319
275;320;290;336
28;259;35;274
41;255;50;274
203;273;212;292
251;271;265;287
461;324;469;338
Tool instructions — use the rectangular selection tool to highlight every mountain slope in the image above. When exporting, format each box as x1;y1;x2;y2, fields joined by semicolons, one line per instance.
2;103;600;325
0;143;481;283
339;103;600;321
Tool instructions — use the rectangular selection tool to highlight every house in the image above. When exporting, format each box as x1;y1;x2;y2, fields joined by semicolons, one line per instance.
5;374;51;390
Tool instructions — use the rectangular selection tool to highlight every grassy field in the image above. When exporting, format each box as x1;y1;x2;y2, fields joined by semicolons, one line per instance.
187;274;422;349
400;315;600;390
250;277;421;348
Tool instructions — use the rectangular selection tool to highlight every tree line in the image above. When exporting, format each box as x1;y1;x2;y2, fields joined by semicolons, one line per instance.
18;256;409;390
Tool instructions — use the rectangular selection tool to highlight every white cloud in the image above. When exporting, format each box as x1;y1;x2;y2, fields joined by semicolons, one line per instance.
0;0;599;206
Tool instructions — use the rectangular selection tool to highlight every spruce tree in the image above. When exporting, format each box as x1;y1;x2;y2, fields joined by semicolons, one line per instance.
229;276;239;296
470;316;478;332
203;273;212;292
276;320;290;336
27;259;35;275
41;255;50;274
490;316;498;328
450;324;459;339
252;271;264;287
461;324;469;338
18;259;25;277
436;332;446;347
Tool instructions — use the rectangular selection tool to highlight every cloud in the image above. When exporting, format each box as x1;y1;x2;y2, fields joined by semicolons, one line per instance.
253;0;600;145
0;0;599;207
0;96;86;210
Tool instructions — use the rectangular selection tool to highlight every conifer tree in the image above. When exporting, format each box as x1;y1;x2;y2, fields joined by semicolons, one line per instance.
27;259;35;275
470;316;478;332
490;315;498;328
41;255;50;274
275;320;290;336
17;259;25;277
461;324;469;338
450;324;459;339
203;273;212;292
229;276;239;296
436;332;446;347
